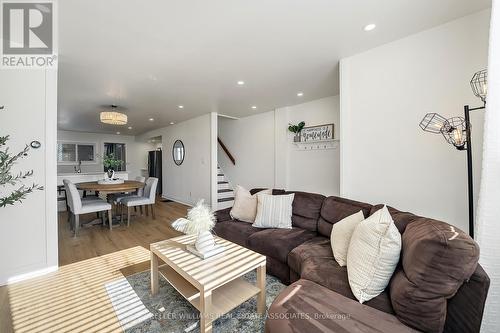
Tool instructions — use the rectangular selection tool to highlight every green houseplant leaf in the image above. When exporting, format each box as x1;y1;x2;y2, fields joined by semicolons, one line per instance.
288;121;306;134
0;135;44;208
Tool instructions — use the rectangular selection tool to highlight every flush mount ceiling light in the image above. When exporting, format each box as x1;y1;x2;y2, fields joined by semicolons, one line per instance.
237;81;245;85
364;24;376;31
149;118;155;121
100;105;127;125
128;126;133;130
170;122;175;125
178;105;184;109
251;106;257;109
297;92;304;97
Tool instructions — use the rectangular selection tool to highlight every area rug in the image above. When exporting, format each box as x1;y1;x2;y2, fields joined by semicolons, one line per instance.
105;270;286;333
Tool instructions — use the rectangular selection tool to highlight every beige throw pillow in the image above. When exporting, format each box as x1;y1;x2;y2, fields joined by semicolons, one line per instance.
230;186;271;223
347;205;401;303
331;210;365;266
252;193;295;229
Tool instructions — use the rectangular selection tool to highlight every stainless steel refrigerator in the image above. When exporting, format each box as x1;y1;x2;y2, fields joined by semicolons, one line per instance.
148;150;162;195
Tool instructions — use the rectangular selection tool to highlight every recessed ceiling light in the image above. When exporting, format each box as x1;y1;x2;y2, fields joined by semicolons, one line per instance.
251;106;257;109
364;24;376;31
149;118;154;121
128;126;133;130
297;92;304;97
170;122;175;125
237;81;245;86
116;131;121;135
178;105;184;109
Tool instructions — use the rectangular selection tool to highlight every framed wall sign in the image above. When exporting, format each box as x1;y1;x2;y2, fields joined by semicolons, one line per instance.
300;123;334;142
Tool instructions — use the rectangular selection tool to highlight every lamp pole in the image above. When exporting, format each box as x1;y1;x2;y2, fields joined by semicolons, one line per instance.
464;105;474;238
463;104;485;239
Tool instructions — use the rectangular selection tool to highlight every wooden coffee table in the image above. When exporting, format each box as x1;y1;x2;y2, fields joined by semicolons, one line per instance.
150;235;266;333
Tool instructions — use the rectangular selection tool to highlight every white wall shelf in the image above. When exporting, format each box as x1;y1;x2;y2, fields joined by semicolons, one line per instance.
293;139;339;150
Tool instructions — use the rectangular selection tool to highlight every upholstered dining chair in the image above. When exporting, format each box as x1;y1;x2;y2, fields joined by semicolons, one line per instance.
63;179;103;225
120;177;158;226
65;180;113;237
112;176;146;205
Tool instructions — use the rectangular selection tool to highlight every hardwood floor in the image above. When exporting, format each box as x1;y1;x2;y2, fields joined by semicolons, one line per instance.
0;199;188;333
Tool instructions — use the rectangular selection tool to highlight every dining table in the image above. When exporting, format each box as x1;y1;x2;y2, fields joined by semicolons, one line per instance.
76;180;145;196
76;180;145;226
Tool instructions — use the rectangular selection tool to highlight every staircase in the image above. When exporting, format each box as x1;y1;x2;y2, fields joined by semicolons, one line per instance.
217;166;234;209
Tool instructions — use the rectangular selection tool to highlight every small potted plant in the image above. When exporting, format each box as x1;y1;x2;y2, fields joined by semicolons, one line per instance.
288;121;305;142
102;153;122;179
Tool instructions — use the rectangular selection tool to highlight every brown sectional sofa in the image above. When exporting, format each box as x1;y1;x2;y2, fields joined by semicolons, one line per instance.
213;189;490;333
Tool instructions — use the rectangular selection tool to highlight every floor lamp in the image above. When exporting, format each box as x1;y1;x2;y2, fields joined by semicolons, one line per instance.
419;69;487;239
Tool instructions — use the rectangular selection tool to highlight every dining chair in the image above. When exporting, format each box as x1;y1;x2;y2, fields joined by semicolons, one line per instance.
65;181;113;237
120;177;158;226
112;176;146;204
63;179;103;225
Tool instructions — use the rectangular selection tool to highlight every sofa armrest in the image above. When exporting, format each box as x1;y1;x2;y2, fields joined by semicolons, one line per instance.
215;207;232;223
266;279;419;333
444;264;490;333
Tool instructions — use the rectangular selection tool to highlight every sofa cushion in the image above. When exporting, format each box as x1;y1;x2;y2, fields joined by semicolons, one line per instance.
370;204;421;234
246;227;316;263
390;218;480;333
250;188;285;195
301;256;395;315
318;196;372;237
230;186;271;223
212;220;262;247
347;206;401;303
265;279;414;333
253;193;295;229
288;236;332;275
282;191;325;232
331;210;365;266
215;207;232;223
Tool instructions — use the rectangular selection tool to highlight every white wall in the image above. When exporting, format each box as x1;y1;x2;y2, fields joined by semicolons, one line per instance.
218;111;276;189
218;95;340;196
276;96;340;196
139;113;216;207
57;130;150;179
0;69;58;285
340;10;490;232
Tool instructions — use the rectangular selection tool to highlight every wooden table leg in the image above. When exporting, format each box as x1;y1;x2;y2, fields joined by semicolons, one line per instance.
200;289;213;333
257;264;266;315
151;251;159;296
108;209;113;231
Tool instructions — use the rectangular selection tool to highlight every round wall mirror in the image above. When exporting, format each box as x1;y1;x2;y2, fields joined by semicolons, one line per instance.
172;140;185;165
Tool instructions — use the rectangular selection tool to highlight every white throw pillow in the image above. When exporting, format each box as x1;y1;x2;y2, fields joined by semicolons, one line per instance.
347;205;401;303
252;193;295;229
331;211;365;267
230;186;271;223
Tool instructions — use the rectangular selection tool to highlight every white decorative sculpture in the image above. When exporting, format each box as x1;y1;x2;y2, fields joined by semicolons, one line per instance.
173;200;219;257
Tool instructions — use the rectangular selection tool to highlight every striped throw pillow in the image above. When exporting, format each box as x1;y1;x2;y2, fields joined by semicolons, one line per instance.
252;193;295;229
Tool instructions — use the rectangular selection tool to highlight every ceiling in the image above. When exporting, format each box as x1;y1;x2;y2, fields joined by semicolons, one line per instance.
58;0;491;135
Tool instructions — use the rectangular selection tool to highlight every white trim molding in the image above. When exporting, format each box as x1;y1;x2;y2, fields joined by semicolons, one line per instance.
1;266;58;286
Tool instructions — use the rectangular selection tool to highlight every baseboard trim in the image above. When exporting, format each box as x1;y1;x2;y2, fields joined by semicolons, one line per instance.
161;195;193;208
0;265;58;286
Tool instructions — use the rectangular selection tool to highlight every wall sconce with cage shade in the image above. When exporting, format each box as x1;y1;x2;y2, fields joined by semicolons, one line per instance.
419;69;487;239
